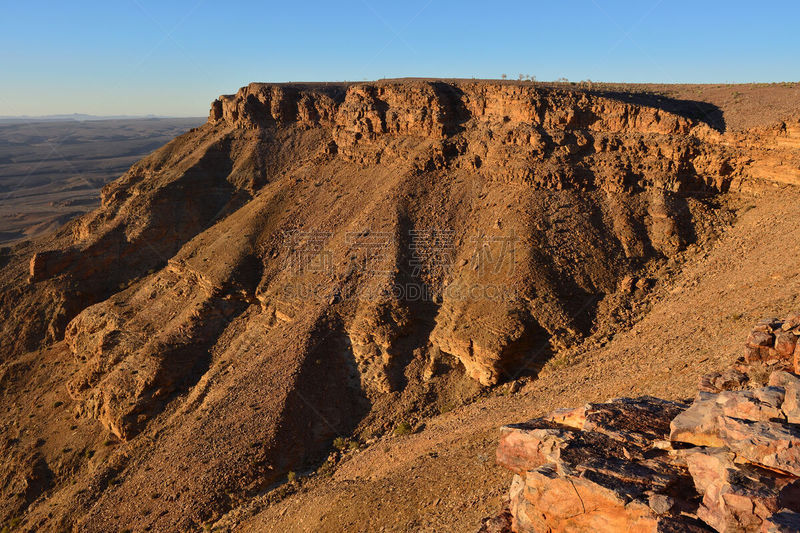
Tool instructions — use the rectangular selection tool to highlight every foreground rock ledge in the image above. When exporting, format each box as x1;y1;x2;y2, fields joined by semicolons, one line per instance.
482;371;800;533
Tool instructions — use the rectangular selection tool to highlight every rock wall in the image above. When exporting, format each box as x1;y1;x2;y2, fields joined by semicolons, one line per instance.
210;81;749;192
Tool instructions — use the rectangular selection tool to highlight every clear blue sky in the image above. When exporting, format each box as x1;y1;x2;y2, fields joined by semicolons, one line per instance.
1;1;797;117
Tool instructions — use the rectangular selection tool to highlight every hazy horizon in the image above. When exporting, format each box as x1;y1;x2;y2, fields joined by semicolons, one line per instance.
2;1;799;117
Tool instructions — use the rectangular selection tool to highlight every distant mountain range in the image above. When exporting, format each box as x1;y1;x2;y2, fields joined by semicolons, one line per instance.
0;113;202;124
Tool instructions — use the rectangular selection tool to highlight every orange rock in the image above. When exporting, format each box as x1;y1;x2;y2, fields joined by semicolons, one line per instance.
774;331;798;360
686;447;800;532
496;398;706;533
794;342;800;374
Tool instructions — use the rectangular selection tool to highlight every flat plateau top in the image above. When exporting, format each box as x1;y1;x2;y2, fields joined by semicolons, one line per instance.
228;78;799;132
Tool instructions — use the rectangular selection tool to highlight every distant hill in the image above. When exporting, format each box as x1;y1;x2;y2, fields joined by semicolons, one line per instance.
0;113;201;124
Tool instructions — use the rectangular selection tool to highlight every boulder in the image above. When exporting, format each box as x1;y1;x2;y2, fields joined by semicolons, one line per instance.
746;330;776;363
491;370;800;533
699;369;749;394
769;371;800;424
495;398;709;533
795;342;800;374
670;387;787;448
686;447;800;532
781;313;800;332
774;331;798;360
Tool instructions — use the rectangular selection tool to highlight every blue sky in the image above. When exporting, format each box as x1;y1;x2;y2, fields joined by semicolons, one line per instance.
1;1;797;116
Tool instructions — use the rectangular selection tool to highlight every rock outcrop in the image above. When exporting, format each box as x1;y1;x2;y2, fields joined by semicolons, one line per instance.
486;315;800;532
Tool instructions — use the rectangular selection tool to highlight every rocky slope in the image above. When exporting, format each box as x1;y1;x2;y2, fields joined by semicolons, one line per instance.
0;80;798;532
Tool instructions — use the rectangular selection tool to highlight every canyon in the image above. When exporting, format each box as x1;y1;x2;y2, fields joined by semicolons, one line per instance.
0;79;799;532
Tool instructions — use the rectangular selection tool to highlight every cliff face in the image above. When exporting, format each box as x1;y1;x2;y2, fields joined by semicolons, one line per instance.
0;80;797;532
210;81;741;192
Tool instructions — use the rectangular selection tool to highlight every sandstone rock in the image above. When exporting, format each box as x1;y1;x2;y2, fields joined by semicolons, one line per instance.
620;275;637;293
794;342;800;374
774;331;797;360
28;250;74;282
477;509;513;533
775;373;800;424
699;369;749;393
781;314;800;332
746;330;777;363
671;380;800;476
543;396;687;446
492;362;800;533
756;318;784;333
670;387;787;448
686;447;800;532
496;398;707;533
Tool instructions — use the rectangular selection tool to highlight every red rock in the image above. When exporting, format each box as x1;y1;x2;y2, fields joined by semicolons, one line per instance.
746;330;777;363
781;313;800;332
756;318;784;334
698;369;749;393
686;447;800;532
794;342;800;374
769;371;800;424
496;398;708;533
477;509;513;533
670;387;786;448
774;331;798;360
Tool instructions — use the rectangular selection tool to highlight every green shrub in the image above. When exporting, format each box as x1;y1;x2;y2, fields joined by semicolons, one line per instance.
394;422;413;436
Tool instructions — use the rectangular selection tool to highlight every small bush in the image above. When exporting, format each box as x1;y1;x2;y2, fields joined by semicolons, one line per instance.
1;516;22;532
332;437;347;451
317;461;335;478
394;422;413;436
287;471;297;483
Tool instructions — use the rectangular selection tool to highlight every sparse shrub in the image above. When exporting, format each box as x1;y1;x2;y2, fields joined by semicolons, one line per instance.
1;516;22;532
748;363;771;387
317;461;335;478
332;437;347;451
287;471;297;483
394;421;413;436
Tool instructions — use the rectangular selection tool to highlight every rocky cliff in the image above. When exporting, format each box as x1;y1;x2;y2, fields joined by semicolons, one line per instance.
0;80;798;532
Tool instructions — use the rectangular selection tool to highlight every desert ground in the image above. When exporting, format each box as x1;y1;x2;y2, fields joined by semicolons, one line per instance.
0;117;203;243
